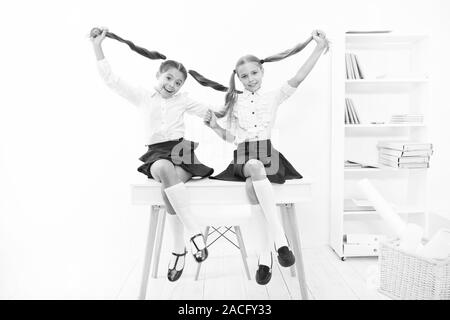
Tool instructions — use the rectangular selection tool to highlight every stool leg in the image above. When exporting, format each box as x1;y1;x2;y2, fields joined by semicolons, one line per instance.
151;207;167;279
139;205;160;300
279;205;296;278
234;226;251;280
195;226;210;281
282;204;308;300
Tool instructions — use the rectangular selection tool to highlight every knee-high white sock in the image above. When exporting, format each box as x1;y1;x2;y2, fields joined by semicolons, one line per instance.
251;204;272;266
251;179;288;248
166;214;186;254
164;182;202;238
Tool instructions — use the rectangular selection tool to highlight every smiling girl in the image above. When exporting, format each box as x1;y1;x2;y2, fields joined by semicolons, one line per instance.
192;29;329;285
90;28;214;282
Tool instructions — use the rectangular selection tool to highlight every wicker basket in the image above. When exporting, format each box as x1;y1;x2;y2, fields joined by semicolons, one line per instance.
379;240;450;300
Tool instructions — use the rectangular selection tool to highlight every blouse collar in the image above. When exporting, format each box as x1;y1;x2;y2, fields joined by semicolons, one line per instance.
151;87;182;100
242;88;261;98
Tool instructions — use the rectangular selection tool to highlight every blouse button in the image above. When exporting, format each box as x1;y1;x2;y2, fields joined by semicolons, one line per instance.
251;100;254;103
254;125;257;127
252;112;255;114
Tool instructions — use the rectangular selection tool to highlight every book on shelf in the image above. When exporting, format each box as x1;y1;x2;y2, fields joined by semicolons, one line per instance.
378;158;430;169
345;53;354;79
345;99;355;124
344;160;378;169
345;53;364;80
344;199;376;212
377;140;433;152
344;102;350;124
345;98;361;124
378;148;433;157
350;54;359;79
379;153;430;164
344;160;361;168
353;55;364;79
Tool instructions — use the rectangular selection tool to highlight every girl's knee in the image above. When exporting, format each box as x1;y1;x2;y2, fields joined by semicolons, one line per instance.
151;160;176;181
245;159;266;179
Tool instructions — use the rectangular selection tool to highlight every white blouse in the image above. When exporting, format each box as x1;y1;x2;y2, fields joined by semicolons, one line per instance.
97;59;211;146
228;82;297;144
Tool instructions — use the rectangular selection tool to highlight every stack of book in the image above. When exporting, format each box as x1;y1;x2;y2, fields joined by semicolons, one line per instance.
390;114;424;124
377;141;433;169
345;53;364;79
345;98;360;124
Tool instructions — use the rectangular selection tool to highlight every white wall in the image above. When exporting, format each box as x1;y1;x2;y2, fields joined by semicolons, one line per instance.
0;0;449;299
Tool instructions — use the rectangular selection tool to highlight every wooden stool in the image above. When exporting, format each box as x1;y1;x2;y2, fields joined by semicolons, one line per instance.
195;225;251;281
148;205;252;281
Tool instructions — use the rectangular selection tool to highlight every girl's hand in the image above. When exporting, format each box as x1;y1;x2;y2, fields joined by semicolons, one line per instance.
312;29;330;53
90;27;108;46
204;110;218;128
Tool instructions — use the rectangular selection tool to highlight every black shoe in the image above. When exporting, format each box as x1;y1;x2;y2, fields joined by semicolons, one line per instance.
255;254;273;285
190;233;208;263
167;250;187;282
276;245;295;267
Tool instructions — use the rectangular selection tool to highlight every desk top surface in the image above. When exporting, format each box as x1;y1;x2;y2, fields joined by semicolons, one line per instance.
132;178;312;188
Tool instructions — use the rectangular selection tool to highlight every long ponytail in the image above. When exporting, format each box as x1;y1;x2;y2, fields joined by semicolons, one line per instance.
188;69;242;119
90;27;166;60
261;36;313;63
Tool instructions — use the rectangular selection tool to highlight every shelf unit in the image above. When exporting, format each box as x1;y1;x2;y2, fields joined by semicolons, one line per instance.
330;32;431;260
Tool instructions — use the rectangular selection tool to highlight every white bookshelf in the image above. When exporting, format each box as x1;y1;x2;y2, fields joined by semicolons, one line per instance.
330;32;431;260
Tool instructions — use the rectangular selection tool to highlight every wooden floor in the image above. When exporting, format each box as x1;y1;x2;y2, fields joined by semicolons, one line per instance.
115;241;390;300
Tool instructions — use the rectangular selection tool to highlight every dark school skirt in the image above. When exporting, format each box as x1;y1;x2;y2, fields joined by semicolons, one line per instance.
137;138;214;179
210;139;302;184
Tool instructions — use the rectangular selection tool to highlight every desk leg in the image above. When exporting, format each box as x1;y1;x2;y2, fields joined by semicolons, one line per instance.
234;226;251;280
139;205;160;300
282;204;308;300
152;207;167;279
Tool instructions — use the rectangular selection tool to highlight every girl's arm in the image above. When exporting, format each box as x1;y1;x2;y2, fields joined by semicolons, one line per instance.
91;28;106;60
91;28;146;106
204;110;235;143
288;30;328;88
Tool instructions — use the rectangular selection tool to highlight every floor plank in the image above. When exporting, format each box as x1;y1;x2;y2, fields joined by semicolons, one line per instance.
299;248;359;300
320;246;388;300
116;244;391;300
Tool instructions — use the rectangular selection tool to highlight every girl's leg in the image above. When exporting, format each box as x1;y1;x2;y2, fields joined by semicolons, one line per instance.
151;161;205;268
243;159;288;249
150;161;186;267
151;161;206;258
245;178;272;267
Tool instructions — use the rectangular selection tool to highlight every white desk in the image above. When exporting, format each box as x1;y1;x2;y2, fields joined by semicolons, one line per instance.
131;178;313;300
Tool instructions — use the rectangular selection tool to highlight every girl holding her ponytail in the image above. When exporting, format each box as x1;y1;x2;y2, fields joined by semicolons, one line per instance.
90;27;216;283
192;29;329;285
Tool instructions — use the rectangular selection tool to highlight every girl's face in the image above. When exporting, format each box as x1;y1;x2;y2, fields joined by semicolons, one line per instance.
236;62;264;92
156;67;186;98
